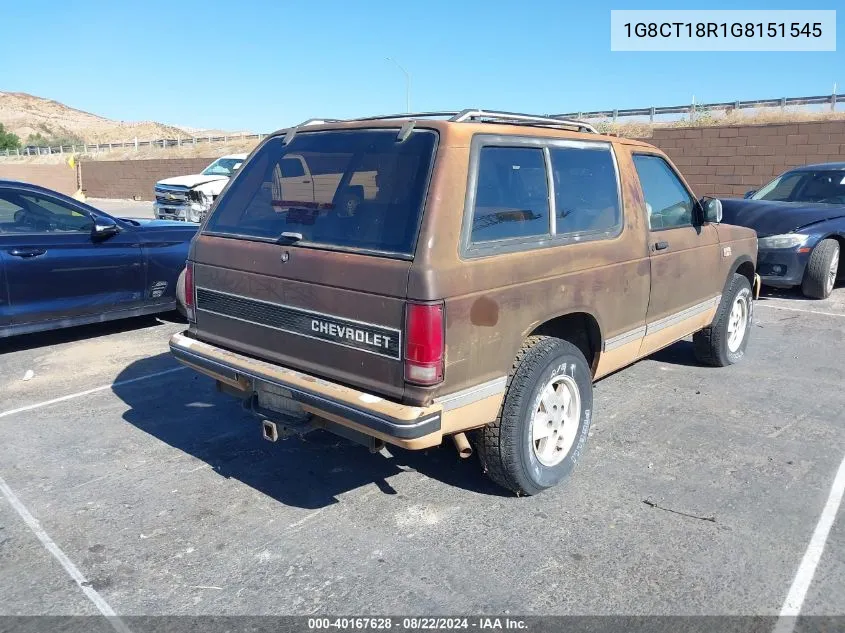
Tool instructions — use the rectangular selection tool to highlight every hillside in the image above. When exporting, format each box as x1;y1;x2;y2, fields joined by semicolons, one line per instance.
0;91;215;144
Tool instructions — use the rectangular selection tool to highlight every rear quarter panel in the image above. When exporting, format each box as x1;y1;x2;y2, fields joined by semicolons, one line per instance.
409;136;652;398
138;227;195;302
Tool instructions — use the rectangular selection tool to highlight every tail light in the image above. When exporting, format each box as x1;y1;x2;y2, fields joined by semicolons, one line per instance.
184;262;195;321
404;301;445;386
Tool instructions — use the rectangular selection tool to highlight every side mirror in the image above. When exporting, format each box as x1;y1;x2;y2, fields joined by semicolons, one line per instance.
92;215;120;241
701;197;723;224
743;190;756;199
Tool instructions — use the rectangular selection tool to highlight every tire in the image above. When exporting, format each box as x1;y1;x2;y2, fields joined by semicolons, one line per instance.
693;273;752;367
476;336;593;496
801;239;840;299
175;268;187;318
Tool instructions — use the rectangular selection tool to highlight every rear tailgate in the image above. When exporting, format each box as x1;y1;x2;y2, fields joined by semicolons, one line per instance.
191;235;410;399
188;126;438;401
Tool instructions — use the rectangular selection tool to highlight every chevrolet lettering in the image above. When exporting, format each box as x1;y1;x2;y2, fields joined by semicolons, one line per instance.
311;320;391;350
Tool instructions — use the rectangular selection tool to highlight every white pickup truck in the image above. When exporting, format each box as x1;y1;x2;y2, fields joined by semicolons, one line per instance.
153;154;247;222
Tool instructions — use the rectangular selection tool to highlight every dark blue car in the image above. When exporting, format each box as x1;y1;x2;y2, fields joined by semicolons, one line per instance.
0;180;197;338
721;163;845;299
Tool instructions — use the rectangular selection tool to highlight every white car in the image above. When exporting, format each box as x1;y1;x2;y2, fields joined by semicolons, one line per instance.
153;154;247;222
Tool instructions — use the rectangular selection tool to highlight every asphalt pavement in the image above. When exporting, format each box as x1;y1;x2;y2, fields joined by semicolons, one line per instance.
0;288;843;618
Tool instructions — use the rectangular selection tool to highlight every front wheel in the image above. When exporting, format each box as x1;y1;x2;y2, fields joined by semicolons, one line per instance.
693;273;752;367
476;336;593;496
801;239;840;299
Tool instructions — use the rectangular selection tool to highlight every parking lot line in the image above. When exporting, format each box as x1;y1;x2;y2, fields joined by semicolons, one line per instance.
0;474;132;633
774;453;845;633
757;303;845;318
0;366;186;420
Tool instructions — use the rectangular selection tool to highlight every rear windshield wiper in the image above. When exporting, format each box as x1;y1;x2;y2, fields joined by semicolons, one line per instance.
276;231;303;243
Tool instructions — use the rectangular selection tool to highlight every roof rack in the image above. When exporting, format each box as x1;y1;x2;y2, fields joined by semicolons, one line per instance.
282;117;344;145
279;110;598;139
451;109;597;133
343;110;596;133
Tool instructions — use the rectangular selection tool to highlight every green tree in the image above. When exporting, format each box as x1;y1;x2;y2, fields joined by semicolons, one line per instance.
25;132;49;147
0;123;20;151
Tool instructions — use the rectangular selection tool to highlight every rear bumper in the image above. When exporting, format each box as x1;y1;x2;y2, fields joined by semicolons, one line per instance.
169;331;445;448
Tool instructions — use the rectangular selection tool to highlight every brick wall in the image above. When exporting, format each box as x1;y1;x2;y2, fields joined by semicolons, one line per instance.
639;120;845;198
4;121;845;201
0;164;78;195
80;158;215;200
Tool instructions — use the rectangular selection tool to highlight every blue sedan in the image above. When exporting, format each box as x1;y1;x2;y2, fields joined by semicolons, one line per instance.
0;180;197;338
722;163;845;299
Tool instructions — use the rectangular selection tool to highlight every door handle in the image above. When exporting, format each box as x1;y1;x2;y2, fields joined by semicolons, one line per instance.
653;241;669;251
8;248;47;258
302;179;311;184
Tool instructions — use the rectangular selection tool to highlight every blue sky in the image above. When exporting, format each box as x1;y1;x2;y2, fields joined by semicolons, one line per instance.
2;0;842;133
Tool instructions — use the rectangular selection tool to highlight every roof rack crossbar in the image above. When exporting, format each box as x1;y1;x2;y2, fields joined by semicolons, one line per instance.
451;109;598;134
351;111;459;121
283;117;344;145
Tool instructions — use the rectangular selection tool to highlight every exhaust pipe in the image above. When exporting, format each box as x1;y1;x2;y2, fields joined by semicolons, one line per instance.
453;432;472;459
261;420;279;442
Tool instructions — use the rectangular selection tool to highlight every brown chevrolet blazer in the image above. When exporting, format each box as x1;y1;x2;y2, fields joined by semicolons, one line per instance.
170;110;759;495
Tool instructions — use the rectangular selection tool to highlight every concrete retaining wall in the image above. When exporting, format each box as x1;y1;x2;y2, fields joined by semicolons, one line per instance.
80;158;214;200
0;164;78;195
640;120;845;198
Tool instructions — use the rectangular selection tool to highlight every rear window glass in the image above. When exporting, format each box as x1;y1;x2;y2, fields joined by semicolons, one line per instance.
204;129;437;257
471;147;550;243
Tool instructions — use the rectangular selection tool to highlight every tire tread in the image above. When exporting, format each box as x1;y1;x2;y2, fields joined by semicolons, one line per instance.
801;239;839;299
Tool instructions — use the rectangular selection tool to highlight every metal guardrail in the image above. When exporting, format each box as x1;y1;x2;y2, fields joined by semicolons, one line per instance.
0;132;267;158
551;92;843;123
1;92;842;158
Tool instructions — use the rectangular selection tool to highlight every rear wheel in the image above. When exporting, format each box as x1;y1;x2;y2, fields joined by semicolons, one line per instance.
693;273;752;367
476;336;593;496
801;239;840;299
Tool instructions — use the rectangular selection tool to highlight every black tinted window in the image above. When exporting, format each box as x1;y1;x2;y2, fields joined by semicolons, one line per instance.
753;170;845;203
204;130;437;257
632;154;695;230
471;147;550;242
551;146;621;235
0;190;93;234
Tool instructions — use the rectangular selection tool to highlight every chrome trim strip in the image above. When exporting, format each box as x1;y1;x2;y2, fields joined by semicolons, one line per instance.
645;295;721;336
434;376;508;412
602;295;721;352
603;326;646;352
195;286;403;361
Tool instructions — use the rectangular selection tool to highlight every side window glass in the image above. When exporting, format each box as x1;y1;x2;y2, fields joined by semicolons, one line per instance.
17;194;94;233
471;147;550;243
632;154;695;230
550;146;621;235
0;192;24;233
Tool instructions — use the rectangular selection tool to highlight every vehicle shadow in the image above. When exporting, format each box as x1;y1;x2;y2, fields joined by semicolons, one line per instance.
0;314;178;354
646;339;700;368
757;281;844;302
111;353;508;509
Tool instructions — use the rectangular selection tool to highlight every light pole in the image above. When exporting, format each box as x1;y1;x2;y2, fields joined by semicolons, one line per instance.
386;57;411;113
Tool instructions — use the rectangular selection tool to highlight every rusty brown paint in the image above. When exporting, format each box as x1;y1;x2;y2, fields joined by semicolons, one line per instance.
185;117;757;427
469;296;499;327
